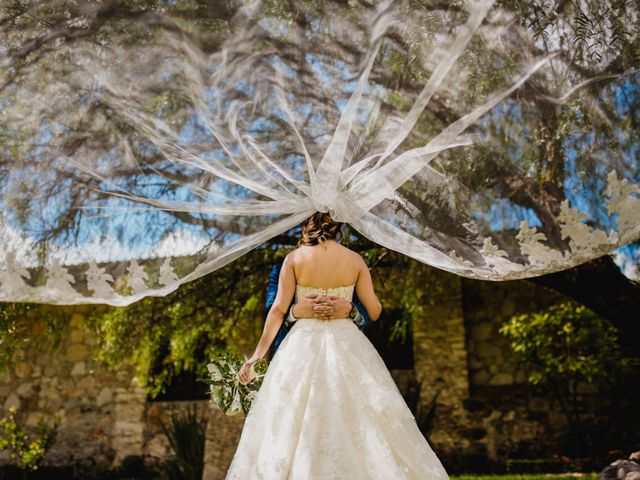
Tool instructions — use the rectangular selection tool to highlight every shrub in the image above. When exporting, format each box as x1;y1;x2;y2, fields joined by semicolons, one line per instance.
159;405;208;480
500;301;639;457
0;406;59;477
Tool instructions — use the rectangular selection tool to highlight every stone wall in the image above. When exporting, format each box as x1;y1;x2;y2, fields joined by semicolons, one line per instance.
461;385;567;462
0;305;246;475
0;306;134;467
460;278;582;464
461;278;566;389
415;270;471;456
202;409;245;480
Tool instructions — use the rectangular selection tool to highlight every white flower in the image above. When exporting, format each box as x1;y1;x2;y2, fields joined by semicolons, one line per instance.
206;363;223;381
229;390;243;415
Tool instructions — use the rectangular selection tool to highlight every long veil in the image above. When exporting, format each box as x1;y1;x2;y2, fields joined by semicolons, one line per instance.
1;0;638;305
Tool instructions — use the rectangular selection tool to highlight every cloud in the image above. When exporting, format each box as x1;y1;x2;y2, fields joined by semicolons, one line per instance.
0;217;38;267
1;216;212;267
155;229;212;258
612;246;640;282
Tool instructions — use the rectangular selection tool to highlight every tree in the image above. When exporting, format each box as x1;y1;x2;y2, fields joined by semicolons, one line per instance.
82;244;288;398
0;0;638;306
529;253;640;356
499;301;639;457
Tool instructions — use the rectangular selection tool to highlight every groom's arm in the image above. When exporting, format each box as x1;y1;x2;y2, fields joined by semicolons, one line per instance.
301;294;370;330
265;264;280;311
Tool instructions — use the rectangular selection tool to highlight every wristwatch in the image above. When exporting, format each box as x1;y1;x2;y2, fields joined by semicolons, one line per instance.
285;304;298;326
350;303;366;327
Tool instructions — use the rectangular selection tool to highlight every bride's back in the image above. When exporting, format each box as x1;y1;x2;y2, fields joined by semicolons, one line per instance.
290;240;361;289
282;212;381;321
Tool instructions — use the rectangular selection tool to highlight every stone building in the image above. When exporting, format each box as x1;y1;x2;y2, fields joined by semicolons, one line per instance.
0;264;606;478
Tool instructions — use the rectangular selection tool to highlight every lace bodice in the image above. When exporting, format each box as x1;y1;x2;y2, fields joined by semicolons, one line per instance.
295;284;355;302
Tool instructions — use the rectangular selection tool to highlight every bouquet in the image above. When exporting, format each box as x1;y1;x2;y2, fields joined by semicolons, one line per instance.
200;351;269;416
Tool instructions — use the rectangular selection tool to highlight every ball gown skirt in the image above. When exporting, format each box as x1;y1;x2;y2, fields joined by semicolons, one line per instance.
225;285;449;480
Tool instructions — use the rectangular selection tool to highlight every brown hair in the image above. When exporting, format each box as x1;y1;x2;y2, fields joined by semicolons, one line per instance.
297;212;342;247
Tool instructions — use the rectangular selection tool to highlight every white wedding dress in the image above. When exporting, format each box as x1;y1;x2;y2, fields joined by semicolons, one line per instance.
225;284;449;480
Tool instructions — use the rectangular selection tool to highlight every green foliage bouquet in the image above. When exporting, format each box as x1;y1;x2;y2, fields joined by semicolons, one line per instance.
201;352;269;416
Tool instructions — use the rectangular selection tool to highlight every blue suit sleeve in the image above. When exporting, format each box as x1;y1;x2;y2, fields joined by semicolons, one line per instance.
352;292;370;329
265;263;281;315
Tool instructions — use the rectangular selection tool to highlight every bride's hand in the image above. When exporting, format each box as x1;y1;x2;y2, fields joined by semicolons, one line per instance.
238;359;257;384
238;357;260;385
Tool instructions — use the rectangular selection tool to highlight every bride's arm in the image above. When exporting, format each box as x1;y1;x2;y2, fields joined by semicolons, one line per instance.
247;253;296;363
354;256;382;321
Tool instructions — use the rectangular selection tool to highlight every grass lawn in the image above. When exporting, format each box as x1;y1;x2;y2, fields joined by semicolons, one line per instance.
452;474;599;480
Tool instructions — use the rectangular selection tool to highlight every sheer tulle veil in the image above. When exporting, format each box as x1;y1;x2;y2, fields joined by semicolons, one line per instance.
0;0;638;305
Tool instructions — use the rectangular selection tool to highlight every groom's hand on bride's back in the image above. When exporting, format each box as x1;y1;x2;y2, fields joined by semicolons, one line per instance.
291;294;352;320
290;293;321;318
321;295;352;320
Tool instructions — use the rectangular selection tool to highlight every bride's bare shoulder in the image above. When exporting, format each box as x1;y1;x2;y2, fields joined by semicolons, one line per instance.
286;245;314;265
284;247;303;262
289;244;310;257
335;243;365;262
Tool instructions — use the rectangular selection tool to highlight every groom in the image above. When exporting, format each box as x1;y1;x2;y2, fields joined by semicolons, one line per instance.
265;261;370;361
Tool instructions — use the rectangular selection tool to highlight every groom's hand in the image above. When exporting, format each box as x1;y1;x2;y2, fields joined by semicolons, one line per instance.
324;296;352;320
291;294;351;320
291;293;321;318
306;295;351;320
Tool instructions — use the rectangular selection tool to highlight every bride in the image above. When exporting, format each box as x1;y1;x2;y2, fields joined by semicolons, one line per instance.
226;212;449;479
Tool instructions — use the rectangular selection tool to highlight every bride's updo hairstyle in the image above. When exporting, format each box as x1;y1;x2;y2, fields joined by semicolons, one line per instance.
298;212;342;247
